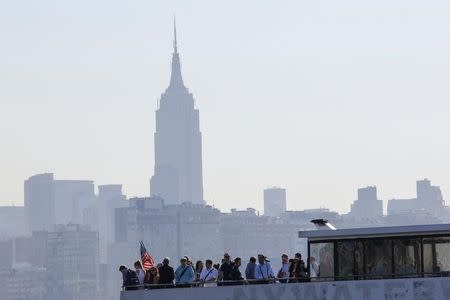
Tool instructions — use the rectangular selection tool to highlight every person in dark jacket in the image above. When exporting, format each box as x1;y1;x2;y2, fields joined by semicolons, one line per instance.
245;257;257;282
158;258;175;286
288;259;298;283
294;253;308;281
230;257;244;285
219;253;235;286
119;265;139;290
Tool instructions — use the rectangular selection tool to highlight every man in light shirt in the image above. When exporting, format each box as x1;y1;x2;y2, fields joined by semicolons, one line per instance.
277;254;290;283
254;254;274;284
175;257;195;287
309;256;319;278
134;261;145;285
200;259;218;287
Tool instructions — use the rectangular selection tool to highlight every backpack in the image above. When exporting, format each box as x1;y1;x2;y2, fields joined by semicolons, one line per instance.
296;260;307;278
126;269;140;286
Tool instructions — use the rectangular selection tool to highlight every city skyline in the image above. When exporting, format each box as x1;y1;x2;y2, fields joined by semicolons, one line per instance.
1;1;450;213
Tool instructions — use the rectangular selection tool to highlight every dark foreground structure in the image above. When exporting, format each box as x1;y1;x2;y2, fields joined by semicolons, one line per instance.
121;223;450;299
121;277;450;300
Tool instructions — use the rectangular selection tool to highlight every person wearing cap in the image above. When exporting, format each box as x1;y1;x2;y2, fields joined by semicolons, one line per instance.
254;254;274;284
219;253;234;286
184;256;192;266
174;257;195;287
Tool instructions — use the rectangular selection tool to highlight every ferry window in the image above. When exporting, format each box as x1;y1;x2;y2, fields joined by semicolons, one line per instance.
435;238;450;272
310;242;334;279
336;240;363;279
423;241;433;274
393;239;421;276
355;241;364;277
424;237;450;273
365;239;393;278
337;241;354;279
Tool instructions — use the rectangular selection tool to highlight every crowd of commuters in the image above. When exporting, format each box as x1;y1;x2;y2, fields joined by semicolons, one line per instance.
119;252;314;290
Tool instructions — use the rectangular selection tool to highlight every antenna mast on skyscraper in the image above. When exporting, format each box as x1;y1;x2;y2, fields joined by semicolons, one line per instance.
173;16;178;53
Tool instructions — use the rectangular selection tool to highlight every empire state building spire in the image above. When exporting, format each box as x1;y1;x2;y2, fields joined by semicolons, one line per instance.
151;21;204;205
173;17;178;54
169;17;185;89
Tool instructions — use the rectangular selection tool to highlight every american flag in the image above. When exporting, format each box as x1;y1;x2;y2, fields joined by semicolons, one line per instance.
140;241;154;271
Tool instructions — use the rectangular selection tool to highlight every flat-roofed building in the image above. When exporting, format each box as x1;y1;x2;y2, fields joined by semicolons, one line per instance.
387;179;447;223
115;198;221;262
264;187;286;218
349;186;383;221
24;173;55;232
0;206;26;239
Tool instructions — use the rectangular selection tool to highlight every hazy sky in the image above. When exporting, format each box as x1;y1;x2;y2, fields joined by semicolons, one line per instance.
1;0;450;213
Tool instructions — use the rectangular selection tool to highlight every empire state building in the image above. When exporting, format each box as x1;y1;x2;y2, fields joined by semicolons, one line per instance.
150;22;205;205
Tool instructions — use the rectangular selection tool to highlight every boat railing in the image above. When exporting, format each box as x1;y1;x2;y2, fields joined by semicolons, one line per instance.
121;272;450;291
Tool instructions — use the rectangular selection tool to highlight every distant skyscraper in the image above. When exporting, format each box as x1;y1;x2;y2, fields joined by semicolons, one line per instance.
264;187;286;217
53;179;95;225
416;178;444;208
387;179;445;218
97;184;127;264
24;173;55;232
115;199;220;261
25;173;96;232
349;186;383;220
150;21;204;205
0;206;26;238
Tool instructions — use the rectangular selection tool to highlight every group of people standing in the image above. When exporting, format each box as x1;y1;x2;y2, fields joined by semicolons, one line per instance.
119;258;175;289
120;252;316;290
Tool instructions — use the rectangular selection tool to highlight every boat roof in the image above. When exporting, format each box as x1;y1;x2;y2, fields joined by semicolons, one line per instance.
298;223;450;241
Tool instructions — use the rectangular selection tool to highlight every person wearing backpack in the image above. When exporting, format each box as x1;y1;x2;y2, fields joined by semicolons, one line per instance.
174;257;195;287
230;257;244;285
294;253;308;282
119;265;140;290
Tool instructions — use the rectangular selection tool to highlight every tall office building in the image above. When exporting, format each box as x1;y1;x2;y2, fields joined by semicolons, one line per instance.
25;173;97;233
349;186;383;220
115;198;220;261
264;187;287;217
221;208;299;263
417;178;444;209
387;179;446;221
0;266;46;300
0;206;27;238
54;179;96;225
46;224;99;300
24;173;55;232
150;22;204;205
97;184;127;263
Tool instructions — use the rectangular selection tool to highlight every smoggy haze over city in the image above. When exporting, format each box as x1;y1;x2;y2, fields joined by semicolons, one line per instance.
1;0;450;213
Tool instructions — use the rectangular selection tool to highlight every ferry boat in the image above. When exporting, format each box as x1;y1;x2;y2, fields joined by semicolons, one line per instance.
120;222;450;299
